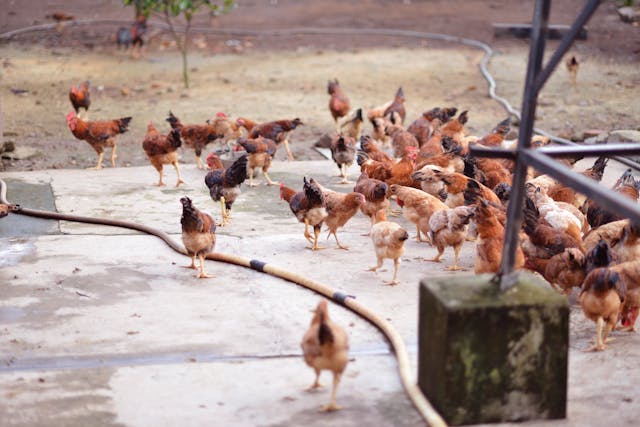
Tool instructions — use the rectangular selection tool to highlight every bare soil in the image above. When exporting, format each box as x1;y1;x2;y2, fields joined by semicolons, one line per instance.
1;0;639;171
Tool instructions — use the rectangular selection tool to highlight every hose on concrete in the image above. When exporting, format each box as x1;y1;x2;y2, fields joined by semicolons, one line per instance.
0;178;447;427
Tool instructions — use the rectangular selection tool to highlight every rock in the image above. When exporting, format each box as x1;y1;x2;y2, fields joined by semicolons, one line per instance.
0;141;16;154
618;6;640;23
607;130;640;143
582;129;607;139
313;133;332;148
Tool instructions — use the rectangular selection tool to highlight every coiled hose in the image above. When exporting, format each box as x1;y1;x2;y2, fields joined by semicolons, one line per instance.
0;178;447;427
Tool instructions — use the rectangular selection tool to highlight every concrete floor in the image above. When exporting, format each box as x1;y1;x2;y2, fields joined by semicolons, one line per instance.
1;159;639;426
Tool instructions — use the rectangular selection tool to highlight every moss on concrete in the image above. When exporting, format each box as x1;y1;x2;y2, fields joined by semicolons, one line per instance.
418;272;568;425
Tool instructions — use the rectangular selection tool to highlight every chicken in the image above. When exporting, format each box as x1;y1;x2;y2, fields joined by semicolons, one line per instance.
566;55;579;85
603;260;640;333
236;136;278;187
466;154;513;191
339;108;364;140
614;222;640;264
142;121;184;187
69;80;90;118
204;153;248;226
180;196;216;279
311;179;365;250
301;300;349;412
207;112;243;153
383;87;406;125
585;239;613;274
529;185;583;242
66;111;131;170
428;170;500;209
473;117;511;148
521;197;584;265
353;172;390;229
547;156;608;208
386;122;419;158
406;106;456;147
585;168;639;228
327;79;351;129
368;210;409;285
370;116;390;148
358;135;393;164
579;267;626;351
439;110;469;145
538;248;586;295
237;117;303;161
389;184;449;243
411;164;447;200
583;219;628;255
116;14;147;57
428;205;475;270
330;134;357;184
166;111;223;169
385;146;420;190
474;200;525;274
414;137;464;173
280;177;328;251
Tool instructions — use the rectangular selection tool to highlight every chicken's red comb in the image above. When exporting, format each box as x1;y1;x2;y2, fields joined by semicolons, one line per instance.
216;112;227;118
66;111;75;121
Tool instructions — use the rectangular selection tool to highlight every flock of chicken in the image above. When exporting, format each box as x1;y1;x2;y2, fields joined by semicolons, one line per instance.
65;75;637;411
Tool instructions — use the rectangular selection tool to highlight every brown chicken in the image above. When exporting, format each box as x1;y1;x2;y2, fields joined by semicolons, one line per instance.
415;137;465;173
532;248;586;295
327;79;351;129
474;200;525;274
547;156;608;208
358;135;393;163
585;168;639;229
386;122;419;158
353;173;390;229
583;219;628;255
566;55;579;85
301;300;349;412
69;80;90;118
410;164;446;200
180;196;216;279
280;177;328;250
390;184;449;243
383;87;406;125
311;179;365;250
406;106;456;147
370;116;391;148
330;134;357;184
237;136;278;187
613;260;640;332
428;205;475;270
368;210;409;285
428;170;500;209
166;111;223;169
439;110;469;144
580;267;626;351
204;154;248;226
66;111;131;170
142;121;184;187
207;112;243;153
613;222;640;264
473;117;511;148
339;108;364;140
237;117;303;161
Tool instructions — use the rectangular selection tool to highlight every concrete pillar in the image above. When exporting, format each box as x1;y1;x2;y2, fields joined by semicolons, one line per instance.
418;273;568;425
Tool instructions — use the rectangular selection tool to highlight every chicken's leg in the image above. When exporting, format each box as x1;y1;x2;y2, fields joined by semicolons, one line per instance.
328;231;349;250
311;225;325;251
90;152;105;170
384;258;401;286
195;154;204;170
584;316;606;351
248;168;257;187
321;372;343;412
428;246;444;263
367;257;383;273
283;139;294;161
339;164;351;184
197;253;214;279
172;161;184;187
182;255;197;270
445;244;465;271
305;368;323;391
155;167;166;186
303;219;314;244
110;145;118;167
218;197;229;226
263;171;278;186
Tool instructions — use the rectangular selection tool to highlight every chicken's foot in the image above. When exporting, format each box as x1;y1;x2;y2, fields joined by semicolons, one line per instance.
445;245;465;271
584;317;606;351
320;372;343;412
173;162;184;187
283;139;295;161
305;369;323;391
90;152;105;170
328;231;349;250
110;145;118;168
263;172;279;186
196;254;214;279
383;258;400;286
195;155;204;170
182;256;197;270
248;169;257;187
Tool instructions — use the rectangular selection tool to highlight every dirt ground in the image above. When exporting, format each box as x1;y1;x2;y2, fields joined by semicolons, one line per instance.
0;0;639;171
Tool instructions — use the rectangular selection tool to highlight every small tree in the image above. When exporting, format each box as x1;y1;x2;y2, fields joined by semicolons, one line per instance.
123;0;235;88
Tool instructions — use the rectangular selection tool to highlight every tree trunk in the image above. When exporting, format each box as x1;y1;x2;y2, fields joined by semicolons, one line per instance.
182;19;191;89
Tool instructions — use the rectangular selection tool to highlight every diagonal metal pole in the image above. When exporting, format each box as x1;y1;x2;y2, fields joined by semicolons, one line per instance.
497;0;552;291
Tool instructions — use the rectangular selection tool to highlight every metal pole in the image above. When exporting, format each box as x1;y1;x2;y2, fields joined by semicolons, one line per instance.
498;0;551;291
